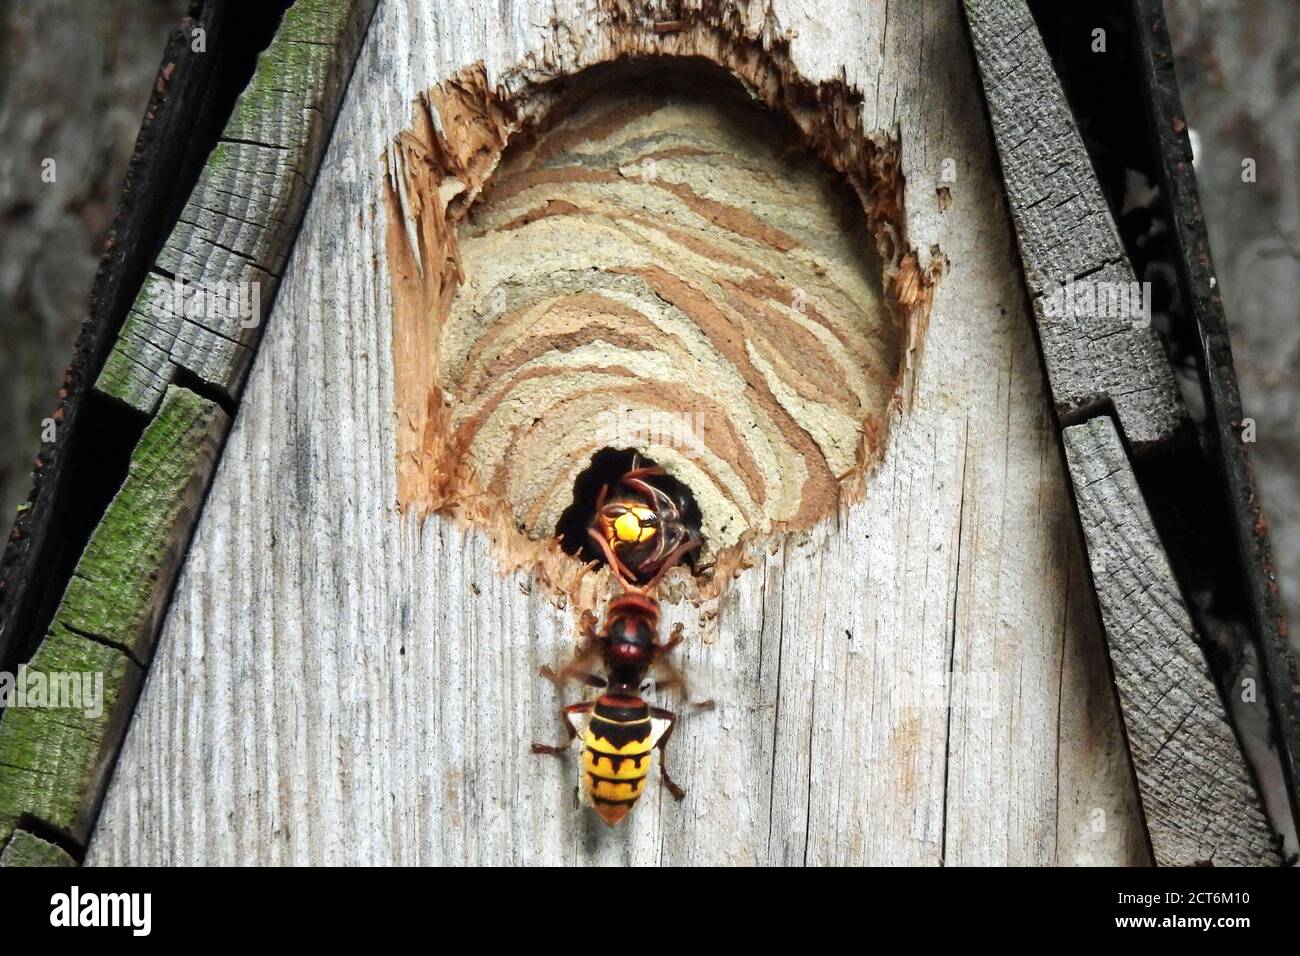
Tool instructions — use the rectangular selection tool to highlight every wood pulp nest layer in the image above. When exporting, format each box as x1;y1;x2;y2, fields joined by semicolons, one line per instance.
386;58;933;601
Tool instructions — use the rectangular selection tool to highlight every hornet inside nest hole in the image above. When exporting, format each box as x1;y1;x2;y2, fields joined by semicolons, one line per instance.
556;448;707;587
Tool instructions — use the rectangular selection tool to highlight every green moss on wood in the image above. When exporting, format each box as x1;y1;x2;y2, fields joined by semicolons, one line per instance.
0;626;138;849
97;347;156;413
0;385;226;850
1;829;78;867
208;140;230;172
91;0;376;410
228;0;352;144
96;276;174;412
56;385;225;661
282;0;354;44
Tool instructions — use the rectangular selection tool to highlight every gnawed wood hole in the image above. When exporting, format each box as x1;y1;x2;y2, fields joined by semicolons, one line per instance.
385;28;937;612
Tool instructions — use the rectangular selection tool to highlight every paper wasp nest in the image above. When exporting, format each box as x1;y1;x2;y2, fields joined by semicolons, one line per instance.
386;59;927;597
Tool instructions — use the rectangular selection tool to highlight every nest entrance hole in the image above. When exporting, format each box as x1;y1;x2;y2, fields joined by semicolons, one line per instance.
555;448;705;576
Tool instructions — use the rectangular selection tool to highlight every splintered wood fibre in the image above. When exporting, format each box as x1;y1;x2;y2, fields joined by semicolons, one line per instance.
440;73;901;557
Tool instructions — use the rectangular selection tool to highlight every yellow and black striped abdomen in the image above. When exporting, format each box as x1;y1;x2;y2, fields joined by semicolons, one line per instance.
582;696;653;826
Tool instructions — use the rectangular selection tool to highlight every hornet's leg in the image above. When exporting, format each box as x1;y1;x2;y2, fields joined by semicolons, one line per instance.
652;675;715;712
621;465;670;489
653;652;716;712
540;665;605;689
651;625;714;710
538;624;603;690
565;483;610;557
587;526;638;587
642;537;702;591
656;622;686;657
531;701;594;755
649;706;686;800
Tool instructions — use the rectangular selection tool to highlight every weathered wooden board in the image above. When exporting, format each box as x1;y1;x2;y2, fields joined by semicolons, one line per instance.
0;385;225;851
0;829;77;868
1062;415;1278;865
965;0;1287;862
89;0;1148;865
0;629;138;851
47;388;228;667
96;0;380;414
963;0;1184;450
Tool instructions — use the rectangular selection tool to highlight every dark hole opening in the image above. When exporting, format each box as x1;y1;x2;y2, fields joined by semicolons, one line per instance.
555;448;704;576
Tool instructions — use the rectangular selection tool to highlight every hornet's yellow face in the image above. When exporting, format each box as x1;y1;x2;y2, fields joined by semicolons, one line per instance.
605;504;658;545
586;459;699;586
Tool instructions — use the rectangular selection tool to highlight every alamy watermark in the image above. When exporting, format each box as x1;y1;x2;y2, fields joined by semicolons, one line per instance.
51;887;151;936
0;667;104;719
594;407;707;456
151;276;261;328
1041;279;1153;330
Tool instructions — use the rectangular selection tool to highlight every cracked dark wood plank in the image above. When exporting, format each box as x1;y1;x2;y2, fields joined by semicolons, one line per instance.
0;386;225;853
1130;0;1300;840
0;0;264;689
50;387;227;666
95;0;380;414
0;625;141;850
964;0;1184;449
1062;414;1279;865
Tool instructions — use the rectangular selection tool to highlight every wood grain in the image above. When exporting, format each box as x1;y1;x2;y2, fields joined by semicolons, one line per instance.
963;0;1185;450
1062;414;1278;865
88;0;1148;865
95;0;380;414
